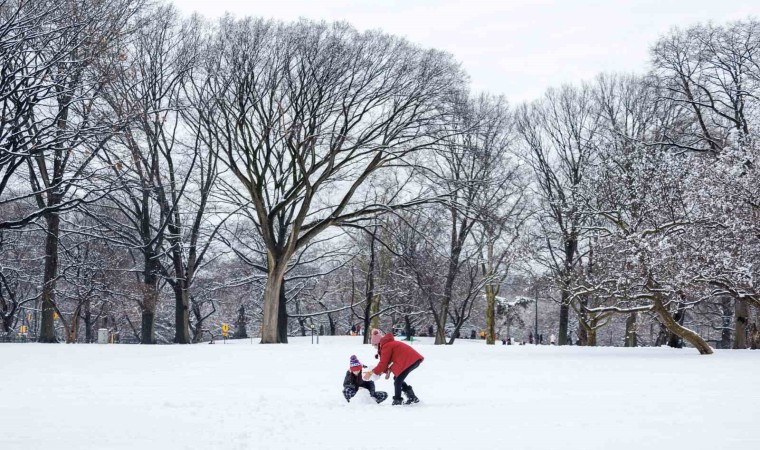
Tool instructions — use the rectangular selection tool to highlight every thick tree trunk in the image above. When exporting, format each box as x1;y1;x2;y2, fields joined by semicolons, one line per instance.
653;295;712;355
38;213;60;343
260;257;287;344
733;298;748;349
624;312;637;347
141;310;156;344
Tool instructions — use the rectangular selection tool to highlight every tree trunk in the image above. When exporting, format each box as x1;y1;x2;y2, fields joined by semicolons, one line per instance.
173;282;191;344
667;304;686;348
577;322;588;346
84;297;93;343
720;297;732;349
587;327;597;347
485;284;496;345
558;300;569;346
277;279;288;343
749;305;760;350
234;305;248;339
140;258;159;345
733;298;748;349
624;312;637;347
653;295;712;355
404;315;412;341
436;257;458;345
141;310;155;345
260;256;287;344
38;213;60;343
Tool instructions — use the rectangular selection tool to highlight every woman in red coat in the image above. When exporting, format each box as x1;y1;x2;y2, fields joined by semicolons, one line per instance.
363;332;424;405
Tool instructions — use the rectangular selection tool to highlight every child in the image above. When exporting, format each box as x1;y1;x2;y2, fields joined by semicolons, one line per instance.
363;333;424;405
343;355;388;404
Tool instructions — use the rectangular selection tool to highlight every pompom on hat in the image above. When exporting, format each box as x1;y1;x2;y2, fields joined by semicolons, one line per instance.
349;355;362;371
370;328;383;346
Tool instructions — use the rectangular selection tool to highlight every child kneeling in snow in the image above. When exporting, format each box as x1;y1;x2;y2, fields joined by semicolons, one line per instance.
343;355;388;404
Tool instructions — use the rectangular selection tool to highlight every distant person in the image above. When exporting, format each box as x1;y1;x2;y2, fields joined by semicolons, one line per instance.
343;355;387;404
529;332;534;344
364;333;424;405
428;325;434;337
550;334;556;345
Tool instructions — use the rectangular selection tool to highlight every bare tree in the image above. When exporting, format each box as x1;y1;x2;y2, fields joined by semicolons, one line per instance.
516;84;599;345
189;18;463;343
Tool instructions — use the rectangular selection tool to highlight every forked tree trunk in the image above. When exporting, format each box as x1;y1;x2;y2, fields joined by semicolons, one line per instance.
653;295;712;355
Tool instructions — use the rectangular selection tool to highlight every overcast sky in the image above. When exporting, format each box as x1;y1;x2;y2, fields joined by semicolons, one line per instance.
172;0;759;102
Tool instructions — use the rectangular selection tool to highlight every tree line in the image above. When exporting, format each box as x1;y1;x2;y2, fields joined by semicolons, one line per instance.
1;0;759;352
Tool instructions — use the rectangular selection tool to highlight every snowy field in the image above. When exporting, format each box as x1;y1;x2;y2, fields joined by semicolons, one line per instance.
1;337;758;450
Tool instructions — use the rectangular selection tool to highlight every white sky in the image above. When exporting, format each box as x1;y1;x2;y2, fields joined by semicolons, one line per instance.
171;0;759;102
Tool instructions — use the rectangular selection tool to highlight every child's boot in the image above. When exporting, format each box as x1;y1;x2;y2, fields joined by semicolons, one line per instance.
373;391;388;404
402;385;419;404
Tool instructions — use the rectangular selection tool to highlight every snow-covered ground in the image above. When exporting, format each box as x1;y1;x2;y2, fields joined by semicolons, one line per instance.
1;336;758;450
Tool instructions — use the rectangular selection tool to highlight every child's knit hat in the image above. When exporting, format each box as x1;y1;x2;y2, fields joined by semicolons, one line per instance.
370;329;383;346
349;355;362;371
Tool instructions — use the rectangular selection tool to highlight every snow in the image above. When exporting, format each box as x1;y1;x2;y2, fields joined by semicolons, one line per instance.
1;337;758;450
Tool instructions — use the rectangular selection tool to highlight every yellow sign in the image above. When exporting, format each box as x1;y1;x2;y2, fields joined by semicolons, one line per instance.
27;313;32;322
19;325;28;334
53;312;59;320
222;324;229;337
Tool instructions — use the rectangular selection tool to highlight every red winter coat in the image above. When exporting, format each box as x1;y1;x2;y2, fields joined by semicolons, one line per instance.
372;333;424;377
